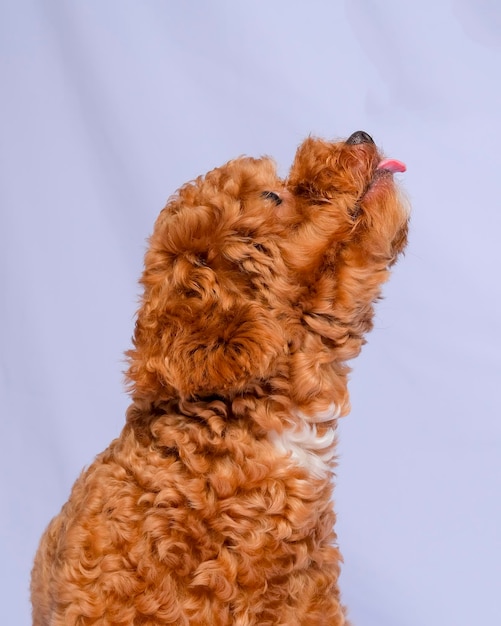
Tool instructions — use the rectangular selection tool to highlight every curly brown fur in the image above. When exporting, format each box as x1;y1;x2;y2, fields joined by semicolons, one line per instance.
31;132;408;625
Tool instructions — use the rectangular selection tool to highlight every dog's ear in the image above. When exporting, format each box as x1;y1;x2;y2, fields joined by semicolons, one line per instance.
126;200;285;401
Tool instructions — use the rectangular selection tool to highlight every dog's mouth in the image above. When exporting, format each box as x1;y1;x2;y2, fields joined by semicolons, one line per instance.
369;156;406;190
346;131;406;175
351;157;406;218
346;132;406;210
377;158;406;174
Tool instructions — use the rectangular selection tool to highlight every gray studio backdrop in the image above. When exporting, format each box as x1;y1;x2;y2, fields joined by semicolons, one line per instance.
1;1;500;624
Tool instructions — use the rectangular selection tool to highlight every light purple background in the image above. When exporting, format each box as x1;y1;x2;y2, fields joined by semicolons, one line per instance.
1;2;500;624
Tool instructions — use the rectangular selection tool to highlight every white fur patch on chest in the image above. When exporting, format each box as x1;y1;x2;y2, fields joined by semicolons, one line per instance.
269;405;340;479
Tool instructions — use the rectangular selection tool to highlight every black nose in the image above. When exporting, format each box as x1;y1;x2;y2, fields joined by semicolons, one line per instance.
345;130;374;145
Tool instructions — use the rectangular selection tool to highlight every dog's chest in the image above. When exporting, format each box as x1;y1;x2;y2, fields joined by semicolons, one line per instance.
268;406;339;479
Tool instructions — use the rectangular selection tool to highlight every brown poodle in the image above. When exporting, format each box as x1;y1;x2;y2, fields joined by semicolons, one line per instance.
31;131;408;625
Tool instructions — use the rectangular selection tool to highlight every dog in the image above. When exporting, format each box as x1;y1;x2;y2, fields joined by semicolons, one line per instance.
31;131;408;625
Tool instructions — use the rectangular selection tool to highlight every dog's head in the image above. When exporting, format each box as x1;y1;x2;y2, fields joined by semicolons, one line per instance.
126;132;408;411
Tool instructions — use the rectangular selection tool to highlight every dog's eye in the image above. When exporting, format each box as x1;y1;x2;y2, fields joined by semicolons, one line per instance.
261;191;283;206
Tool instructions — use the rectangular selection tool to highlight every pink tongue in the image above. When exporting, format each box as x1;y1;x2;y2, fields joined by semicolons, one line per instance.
377;158;406;173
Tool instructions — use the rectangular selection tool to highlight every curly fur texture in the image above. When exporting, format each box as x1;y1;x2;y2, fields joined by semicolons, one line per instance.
31;132;409;625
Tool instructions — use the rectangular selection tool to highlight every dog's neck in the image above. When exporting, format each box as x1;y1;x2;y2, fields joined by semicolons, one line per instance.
125;395;341;483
